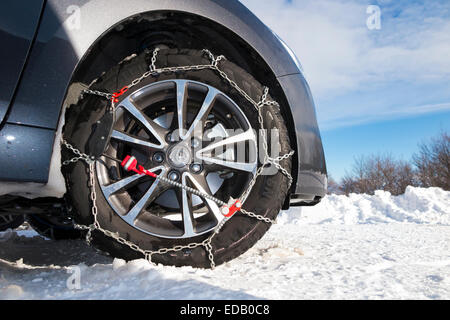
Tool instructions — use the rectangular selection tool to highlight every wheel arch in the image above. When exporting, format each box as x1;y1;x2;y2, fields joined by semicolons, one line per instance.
65;8;301;194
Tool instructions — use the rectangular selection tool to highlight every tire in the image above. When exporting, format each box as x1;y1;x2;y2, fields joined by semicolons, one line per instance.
26;214;82;240
63;49;292;268
0;214;24;232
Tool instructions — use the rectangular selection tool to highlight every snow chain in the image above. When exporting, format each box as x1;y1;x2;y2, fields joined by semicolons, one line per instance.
62;49;294;269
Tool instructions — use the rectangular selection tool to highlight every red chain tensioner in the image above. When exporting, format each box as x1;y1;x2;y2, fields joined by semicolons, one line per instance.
111;86;129;103
221;198;242;218
121;155;158;178
121;155;242;218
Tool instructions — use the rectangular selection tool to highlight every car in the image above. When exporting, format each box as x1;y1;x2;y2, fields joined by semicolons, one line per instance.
0;0;327;268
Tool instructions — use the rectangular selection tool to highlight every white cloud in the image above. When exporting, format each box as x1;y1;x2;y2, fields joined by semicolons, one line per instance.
240;0;450;126
320;102;450;130
241;0;369;95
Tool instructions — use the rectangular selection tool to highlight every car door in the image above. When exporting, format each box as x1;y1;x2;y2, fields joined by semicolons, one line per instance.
0;0;45;124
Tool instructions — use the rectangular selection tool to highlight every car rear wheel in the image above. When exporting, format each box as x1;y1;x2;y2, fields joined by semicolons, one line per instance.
26;214;82;240
0;214;24;232
63;49;292;268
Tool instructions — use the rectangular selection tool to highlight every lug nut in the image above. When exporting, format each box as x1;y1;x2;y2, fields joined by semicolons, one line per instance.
168;171;180;181
190;163;203;173
152;152;164;163
167;132;182;143
166;132;178;143
191;138;200;148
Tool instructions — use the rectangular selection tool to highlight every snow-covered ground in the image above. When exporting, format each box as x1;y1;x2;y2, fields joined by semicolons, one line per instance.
0;186;449;299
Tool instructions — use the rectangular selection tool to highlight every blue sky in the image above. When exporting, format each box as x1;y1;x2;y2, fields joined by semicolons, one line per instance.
322;111;450;180
241;0;450;180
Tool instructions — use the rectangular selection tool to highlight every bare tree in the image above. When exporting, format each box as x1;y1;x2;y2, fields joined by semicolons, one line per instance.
327;175;342;195
396;160;417;194
340;154;416;195
330;131;449;195
413;132;450;190
340;175;357;195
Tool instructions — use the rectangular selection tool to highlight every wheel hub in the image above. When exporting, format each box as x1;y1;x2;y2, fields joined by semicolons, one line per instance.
167;143;192;168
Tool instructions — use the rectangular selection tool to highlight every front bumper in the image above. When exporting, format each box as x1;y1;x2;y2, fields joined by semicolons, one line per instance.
276;73;327;201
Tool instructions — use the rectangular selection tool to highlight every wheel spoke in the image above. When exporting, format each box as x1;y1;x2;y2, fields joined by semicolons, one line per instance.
101;165;165;199
118;98;167;148
122;167;167;224
195;129;257;172
102;173;144;199
183;173;223;226
175;80;189;138
110;130;163;149
179;175;196;238
184;87;219;140
0;215;13;224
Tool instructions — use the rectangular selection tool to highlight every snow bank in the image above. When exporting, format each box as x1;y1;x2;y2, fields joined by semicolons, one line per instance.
0;186;449;300
279;186;450;226
2;224;449;300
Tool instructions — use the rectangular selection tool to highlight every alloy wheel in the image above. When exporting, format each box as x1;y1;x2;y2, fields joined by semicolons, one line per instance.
96;80;258;239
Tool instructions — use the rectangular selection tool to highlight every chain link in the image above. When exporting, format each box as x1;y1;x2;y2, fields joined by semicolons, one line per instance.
240;208;277;224
61;140;94;165
81;89;113;100
62;48;295;269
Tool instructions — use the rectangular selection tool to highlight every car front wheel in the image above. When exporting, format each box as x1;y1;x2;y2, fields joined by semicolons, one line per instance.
62;49;292;268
